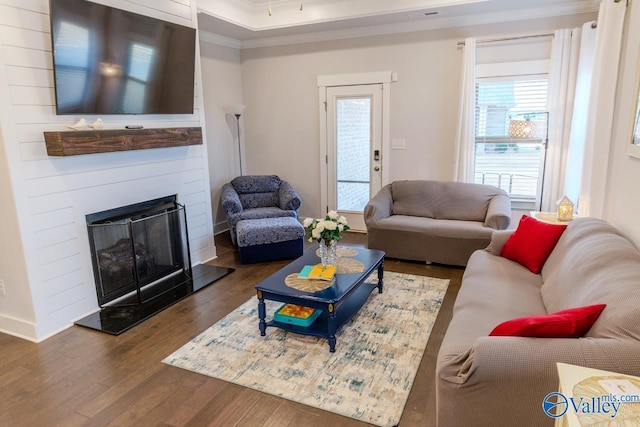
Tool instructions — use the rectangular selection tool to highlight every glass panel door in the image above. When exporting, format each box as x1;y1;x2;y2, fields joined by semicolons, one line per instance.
326;84;382;231
336;97;372;212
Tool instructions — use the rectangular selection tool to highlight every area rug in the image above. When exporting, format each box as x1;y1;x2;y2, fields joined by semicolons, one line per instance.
163;272;449;427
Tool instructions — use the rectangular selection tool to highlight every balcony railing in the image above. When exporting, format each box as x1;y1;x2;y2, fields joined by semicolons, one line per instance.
474;139;543;200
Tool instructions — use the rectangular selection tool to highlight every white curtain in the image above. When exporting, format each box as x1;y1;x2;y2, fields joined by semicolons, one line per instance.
453;38;476;183
543;28;581;211
578;0;627;217
563;23;597;206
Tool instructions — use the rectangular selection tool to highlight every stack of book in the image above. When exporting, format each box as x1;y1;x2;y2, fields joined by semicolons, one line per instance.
297;264;336;281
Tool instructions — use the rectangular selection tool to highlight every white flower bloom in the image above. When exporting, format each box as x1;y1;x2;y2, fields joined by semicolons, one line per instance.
327;210;338;220
324;220;337;231
337;215;347;225
303;217;314;228
338;224;344;232
315;222;325;232
312;228;321;239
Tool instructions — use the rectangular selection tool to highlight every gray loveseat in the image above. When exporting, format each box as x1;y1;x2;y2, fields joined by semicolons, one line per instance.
364;180;511;266
436;218;640;427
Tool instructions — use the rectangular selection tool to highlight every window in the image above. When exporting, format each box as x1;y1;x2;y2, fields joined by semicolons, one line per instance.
474;77;548;203
53;22;90;110
121;43;155;113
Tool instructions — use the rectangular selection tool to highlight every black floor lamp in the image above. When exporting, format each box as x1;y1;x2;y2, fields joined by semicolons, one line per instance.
230;104;246;176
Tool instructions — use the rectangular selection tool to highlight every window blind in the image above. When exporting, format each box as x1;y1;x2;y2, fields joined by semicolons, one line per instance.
474;78;548;200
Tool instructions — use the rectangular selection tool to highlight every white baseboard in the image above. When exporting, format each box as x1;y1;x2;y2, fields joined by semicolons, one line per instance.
214;220;229;235
35;323;76;343
0;313;38;342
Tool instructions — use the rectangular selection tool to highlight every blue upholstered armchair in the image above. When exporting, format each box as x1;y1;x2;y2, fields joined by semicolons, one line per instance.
221;175;302;245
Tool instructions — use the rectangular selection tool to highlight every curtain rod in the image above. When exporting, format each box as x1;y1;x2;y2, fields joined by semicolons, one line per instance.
457;33;554;47
591;0;627;28
458;0;628;44
591;0;628;28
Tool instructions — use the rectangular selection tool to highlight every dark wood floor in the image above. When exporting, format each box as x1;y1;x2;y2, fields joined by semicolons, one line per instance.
0;232;463;427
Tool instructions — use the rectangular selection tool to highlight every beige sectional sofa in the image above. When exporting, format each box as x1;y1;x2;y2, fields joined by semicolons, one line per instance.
436;218;640;427
364;180;511;266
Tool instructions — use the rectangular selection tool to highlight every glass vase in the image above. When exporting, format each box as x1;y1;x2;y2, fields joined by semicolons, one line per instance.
320;238;337;266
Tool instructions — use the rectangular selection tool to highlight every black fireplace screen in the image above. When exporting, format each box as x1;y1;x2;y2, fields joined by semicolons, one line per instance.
86;196;192;306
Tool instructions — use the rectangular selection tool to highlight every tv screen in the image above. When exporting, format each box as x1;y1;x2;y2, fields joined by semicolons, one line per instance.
49;0;196;115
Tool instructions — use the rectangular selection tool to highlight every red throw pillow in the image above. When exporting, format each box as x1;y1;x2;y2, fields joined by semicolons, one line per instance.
489;304;606;337
500;215;567;273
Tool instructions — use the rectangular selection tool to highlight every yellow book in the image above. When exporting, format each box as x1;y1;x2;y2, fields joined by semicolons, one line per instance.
298;264;336;281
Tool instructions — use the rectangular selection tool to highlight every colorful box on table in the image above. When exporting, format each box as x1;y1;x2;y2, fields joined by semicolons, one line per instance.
274;304;322;327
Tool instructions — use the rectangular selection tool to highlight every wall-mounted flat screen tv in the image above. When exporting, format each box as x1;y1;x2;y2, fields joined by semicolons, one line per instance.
50;0;196;115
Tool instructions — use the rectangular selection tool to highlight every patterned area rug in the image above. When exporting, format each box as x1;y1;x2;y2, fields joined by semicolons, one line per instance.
163;272;449;427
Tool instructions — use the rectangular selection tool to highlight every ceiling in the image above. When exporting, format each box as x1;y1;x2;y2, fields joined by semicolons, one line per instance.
197;0;599;48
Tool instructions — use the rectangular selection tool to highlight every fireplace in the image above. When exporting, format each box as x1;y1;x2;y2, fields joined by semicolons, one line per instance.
86;195;192;307
74;195;236;336
76;196;234;335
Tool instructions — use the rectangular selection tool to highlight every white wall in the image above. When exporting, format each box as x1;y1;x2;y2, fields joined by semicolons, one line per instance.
0;0;216;341
199;41;244;234
239;14;595;220
0;124;36;337
605;0;640;248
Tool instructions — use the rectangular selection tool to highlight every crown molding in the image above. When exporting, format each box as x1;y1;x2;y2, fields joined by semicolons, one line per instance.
198;1;598;50
198;0;488;31
199;30;244;49
238;0;334;8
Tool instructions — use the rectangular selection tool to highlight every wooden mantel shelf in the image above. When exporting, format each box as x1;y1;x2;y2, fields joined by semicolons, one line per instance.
44;127;202;156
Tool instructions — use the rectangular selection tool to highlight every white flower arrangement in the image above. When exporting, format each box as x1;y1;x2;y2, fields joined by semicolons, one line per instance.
303;211;350;243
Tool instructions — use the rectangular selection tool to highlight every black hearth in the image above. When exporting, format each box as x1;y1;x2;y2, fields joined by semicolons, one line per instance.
75;196;233;335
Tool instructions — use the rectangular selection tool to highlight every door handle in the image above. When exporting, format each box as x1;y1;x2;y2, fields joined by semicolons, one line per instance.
374;166;380;171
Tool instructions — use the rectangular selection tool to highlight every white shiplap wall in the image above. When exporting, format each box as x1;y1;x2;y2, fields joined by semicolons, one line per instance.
0;0;216;341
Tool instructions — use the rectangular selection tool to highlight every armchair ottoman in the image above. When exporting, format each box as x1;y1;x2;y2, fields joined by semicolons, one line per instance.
236;217;304;264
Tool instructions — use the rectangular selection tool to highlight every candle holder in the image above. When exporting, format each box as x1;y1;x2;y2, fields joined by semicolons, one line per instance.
556;196;574;222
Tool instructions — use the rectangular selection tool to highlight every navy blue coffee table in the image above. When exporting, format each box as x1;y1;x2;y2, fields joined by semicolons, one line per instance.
255;247;385;352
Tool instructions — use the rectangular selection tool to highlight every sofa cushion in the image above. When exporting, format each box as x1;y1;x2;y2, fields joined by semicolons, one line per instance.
238;192;279;209
390;180;503;222
489;304;606;337
235;207;297;222
376;215;494;239
231;175;281;194
368;216;495;266
439;250;546;355
500;215;567;274
231;175;283;209
540;218;640;341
